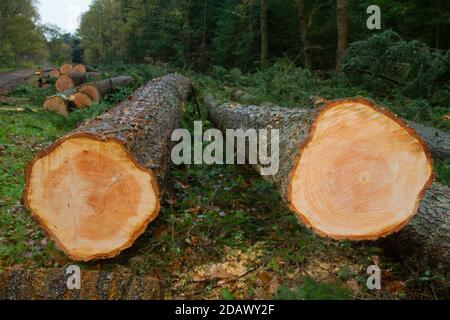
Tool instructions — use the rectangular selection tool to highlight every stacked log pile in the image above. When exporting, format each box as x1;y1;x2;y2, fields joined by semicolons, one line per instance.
43;76;135;116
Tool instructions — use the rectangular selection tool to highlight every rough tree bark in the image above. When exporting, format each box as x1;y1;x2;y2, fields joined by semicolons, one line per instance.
0;69;35;95
25;74;192;261
0;268;160;300
205;96;448;271
403;120;450;159
60;64;73;75
336;0;348;69
380;182;449;274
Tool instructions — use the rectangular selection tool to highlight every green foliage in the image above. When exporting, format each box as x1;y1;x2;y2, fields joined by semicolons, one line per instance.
220;287;235;300
0;0;48;67
42;25;83;65
342;30;450;99
77;1;450;72
274;277;351;300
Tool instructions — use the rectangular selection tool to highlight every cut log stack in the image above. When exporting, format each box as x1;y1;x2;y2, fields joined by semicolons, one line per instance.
24;74;193;261
43;76;135;116
36;64;134;116
205;95;449;273
37;64;99;92
54;71;101;93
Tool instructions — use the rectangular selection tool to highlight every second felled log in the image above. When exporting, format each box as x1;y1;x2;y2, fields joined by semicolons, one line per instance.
25;74;193;261
206;96;450;272
205;96;434;240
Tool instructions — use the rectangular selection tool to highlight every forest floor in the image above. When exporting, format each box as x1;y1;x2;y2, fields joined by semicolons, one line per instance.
0;65;448;300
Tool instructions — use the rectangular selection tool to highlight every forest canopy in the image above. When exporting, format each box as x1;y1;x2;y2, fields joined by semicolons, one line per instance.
1;0;449;73
0;0;82;67
77;0;450;71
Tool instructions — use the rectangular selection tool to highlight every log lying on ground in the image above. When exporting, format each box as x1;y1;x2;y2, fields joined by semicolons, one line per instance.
68;92;93;109
25;74;192;261
54;72;101;93
231;91;450;160
86;65;100;72
0;268;160;300
379;182;450;274
49;69;61;79
206;96;449;271
73;64;87;74
44;76;135;115
55;74;75;92
403;120;450;159
43;96;70;117
0;69;35;95
60;64;73;75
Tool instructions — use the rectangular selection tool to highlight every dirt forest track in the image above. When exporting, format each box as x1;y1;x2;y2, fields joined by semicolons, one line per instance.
0;69;35;95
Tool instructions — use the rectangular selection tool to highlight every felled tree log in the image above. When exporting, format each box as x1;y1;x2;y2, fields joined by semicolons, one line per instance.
73;64;87;74
43;96;69;117
55;75;75;92
49;69;61;79
66;76;135;109
0;268;160;300
231;91;450;160
55;72;101;92
206;96;449;271
43;76;135;115
86;65;100;73
25;74;192;261
205;97;431;236
0;69;35;95
380;182;450;274
60;64;73;75
403;120;450;159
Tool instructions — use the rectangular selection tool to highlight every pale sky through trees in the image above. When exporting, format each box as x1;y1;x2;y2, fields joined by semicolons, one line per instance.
38;0;93;33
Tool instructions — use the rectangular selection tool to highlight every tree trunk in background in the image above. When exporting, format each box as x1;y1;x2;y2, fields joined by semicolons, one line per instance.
336;0;348;69
260;0;269;66
295;0;312;69
204;96;448;273
25;74;192;261
199;0;208;71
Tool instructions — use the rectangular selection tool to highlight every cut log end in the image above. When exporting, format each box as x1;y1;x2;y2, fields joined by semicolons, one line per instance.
23;135;160;261
79;84;101;102
49;69;61;79
73;64;87;74
69;92;94;109
288;99;433;240
60;64;73;75
43;96;69;117
55;75;75;92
